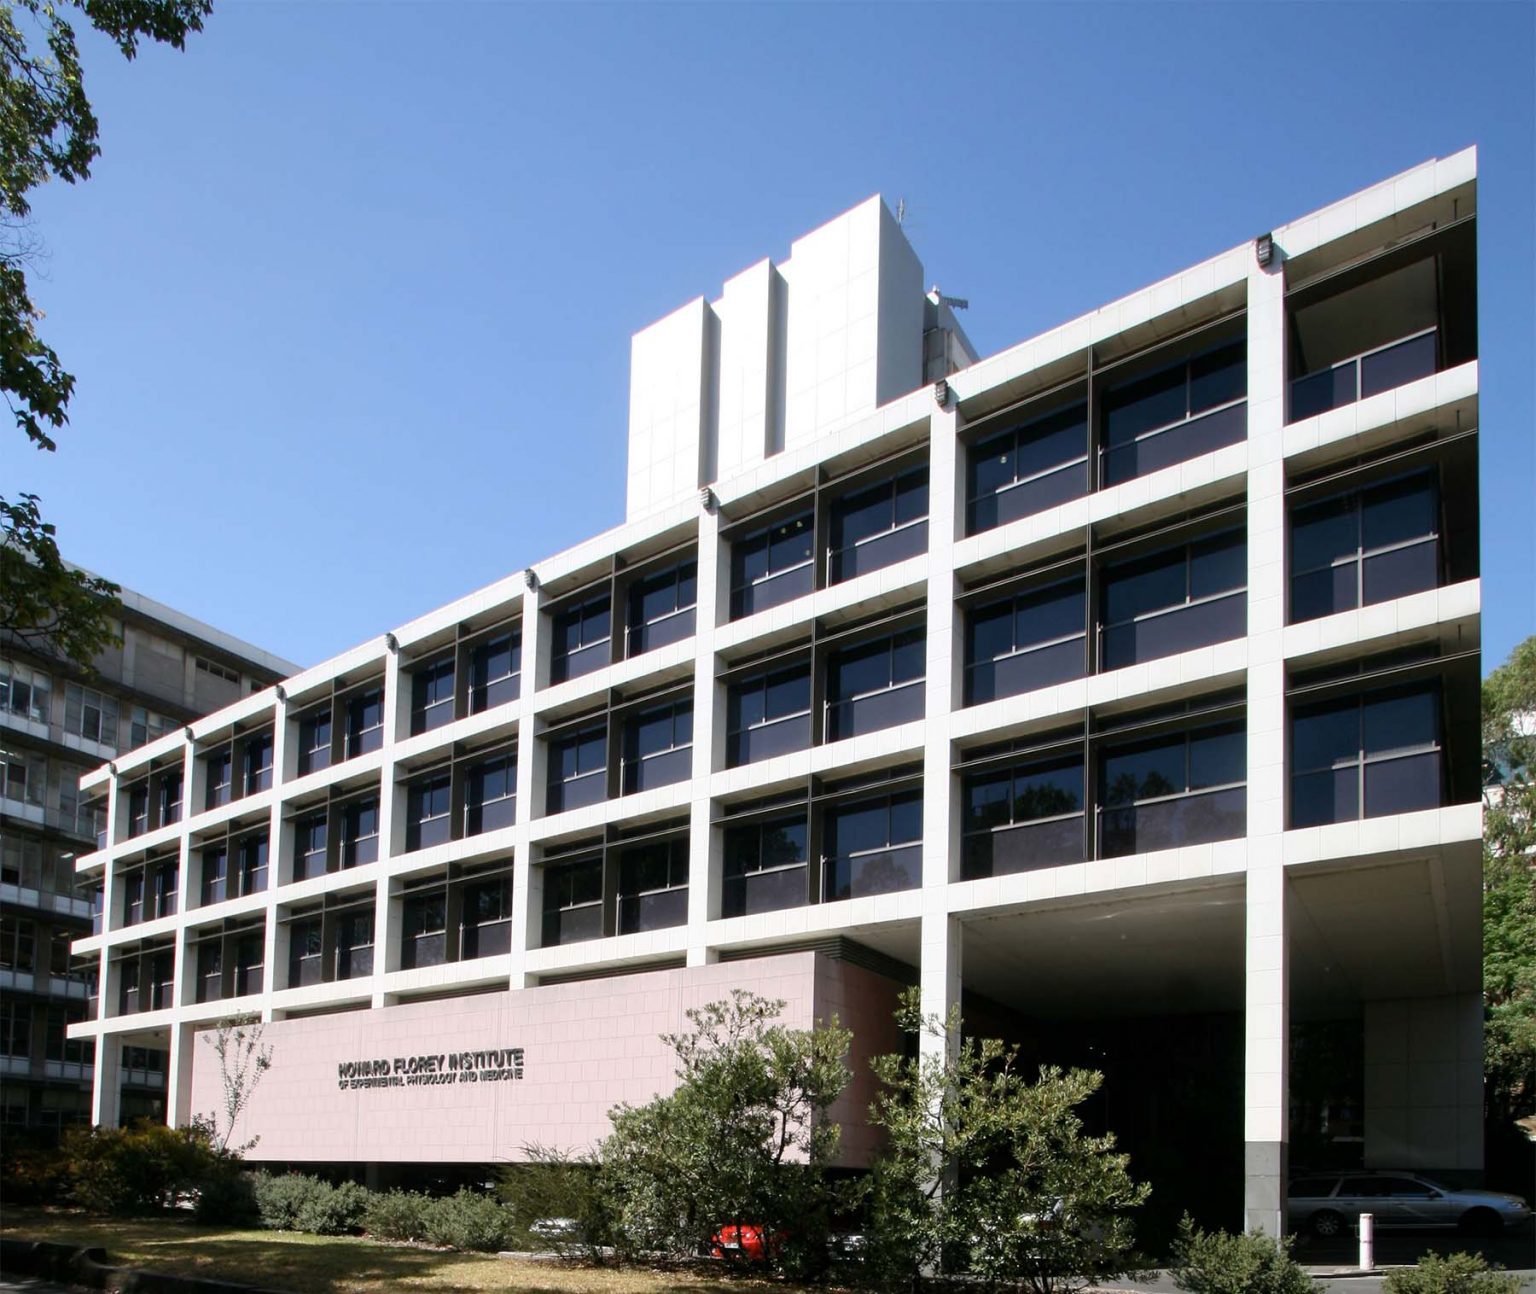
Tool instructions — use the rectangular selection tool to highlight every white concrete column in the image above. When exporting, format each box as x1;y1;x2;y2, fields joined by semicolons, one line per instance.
1244;243;1291;1235
922;400;959;893
687;505;721;966
509;579;544;989
372;640;403;1008
90;771;123;1024
920;395;962;1071
90;1029;122;1128
260;689;289;1021
166;1020;196;1129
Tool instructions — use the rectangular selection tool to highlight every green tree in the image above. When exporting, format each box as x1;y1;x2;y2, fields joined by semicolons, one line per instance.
1481;636;1536;1129
0;0;211;666
200;1013;273;1153
865;989;1149;1294
599;989;854;1277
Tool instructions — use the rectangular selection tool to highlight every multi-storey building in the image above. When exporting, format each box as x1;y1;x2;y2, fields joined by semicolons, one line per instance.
71;150;1483;1234
1;586;294;1134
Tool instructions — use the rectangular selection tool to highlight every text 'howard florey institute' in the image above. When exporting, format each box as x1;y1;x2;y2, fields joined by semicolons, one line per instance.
335;1048;525;1090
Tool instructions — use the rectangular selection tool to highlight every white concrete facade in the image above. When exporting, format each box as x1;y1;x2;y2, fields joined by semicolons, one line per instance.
71;150;1483;1235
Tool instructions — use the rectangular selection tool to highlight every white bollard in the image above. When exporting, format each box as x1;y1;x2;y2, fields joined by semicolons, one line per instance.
1358;1212;1374;1271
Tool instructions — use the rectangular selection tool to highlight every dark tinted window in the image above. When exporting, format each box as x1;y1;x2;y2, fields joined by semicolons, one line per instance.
465;751;517;835
965;578;1087;705
1290;473;1440;623
542;857;604;945
722;816;809;918
616;839;689;934
627;561;698;656
826;629;925;741
962;755;1085;879
411;658;455;735
1290;684;1442;828
726;662;812;766
407;773;453;851
551;597;612;684
730;510;815;618
547;725;607;813
622;700;693;793
469;630;521;712
298;707;332;774
1098;720;1246;857
966;402;1088;534
346;689;384;756
828;467;929;582
1101;341;1246;486
823;791;922;900
1100;529;1246;669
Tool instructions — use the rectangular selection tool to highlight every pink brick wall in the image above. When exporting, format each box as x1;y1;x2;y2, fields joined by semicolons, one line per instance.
188;952;901;1166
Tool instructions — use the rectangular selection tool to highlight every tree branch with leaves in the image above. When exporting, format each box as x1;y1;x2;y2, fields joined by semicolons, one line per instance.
200;1013;273;1155
0;0;210;667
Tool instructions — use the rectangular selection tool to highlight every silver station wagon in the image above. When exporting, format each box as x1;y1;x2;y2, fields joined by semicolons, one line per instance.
1288;1172;1532;1237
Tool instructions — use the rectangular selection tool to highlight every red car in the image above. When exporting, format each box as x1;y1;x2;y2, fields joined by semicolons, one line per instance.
710;1224;780;1261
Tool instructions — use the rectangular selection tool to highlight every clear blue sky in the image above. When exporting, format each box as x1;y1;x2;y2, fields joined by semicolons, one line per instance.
3;1;1531;672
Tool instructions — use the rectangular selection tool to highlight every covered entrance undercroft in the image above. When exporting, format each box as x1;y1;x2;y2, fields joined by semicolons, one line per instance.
919;836;1484;1248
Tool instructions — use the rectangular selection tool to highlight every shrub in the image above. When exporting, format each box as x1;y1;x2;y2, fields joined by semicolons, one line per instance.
0;1133;71;1206
423;1188;512;1252
62;1121;223;1216
251;1172;328;1230
1383;1253;1522;1294
1170;1216;1316;1294
498;1144;612;1258
363;1189;433;1243
295;1180;370;1236
194;1165;259;1225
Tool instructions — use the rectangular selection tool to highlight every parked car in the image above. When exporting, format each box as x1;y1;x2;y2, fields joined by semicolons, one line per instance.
1287;1171;1531;1237
711;1223;780;1261
528;1217;580;1243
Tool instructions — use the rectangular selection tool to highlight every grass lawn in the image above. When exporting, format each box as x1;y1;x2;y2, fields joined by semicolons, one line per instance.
0;1208;804;1294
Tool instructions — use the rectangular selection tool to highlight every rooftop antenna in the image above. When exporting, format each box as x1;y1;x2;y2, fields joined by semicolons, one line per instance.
895;197;907;226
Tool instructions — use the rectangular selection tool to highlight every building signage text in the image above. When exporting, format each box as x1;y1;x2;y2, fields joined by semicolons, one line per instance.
336;1048;525;1090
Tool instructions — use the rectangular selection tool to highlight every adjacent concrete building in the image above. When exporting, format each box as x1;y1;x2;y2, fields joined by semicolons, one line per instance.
70;150;1483;1234
1;585;295;1134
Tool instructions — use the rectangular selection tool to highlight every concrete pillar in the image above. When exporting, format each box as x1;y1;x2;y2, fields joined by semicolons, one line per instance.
509;578;544;990
688;501;722;967
1244;238;1291;1235
922;400;959;891
166;1020;196;1129
260;688;289;1018
372;640;402;1008
91;1030;122;1128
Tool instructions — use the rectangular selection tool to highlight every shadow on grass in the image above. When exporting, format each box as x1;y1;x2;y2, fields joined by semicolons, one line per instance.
2;1210;815;1294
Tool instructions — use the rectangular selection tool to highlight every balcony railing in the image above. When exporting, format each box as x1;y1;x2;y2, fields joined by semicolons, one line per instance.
617;885;687;935
1100;400;1247;488
1099;590;1245;671
822;843;921;902
825;679;925;743
966;635;1085;707
1289;329;1438;422
828;518;928;584
543;902;603;947
727;711;811;766
1097;785;1246;857
962;812;1086;880
722;862;808;918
